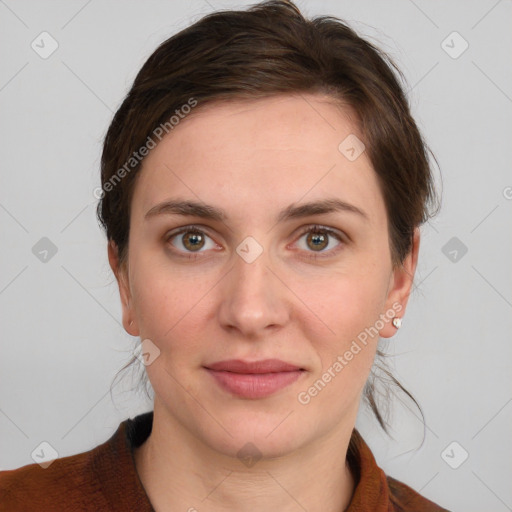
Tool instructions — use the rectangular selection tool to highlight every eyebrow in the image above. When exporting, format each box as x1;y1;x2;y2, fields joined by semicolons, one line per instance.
144;198;369;223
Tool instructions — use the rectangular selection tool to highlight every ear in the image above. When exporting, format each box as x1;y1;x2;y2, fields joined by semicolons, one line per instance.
379;227;420;338
108;241;139;337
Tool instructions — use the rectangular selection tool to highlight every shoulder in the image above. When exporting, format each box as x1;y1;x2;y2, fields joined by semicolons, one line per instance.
0;414;153;512
0;448;107;511
347;429;451;511
387;475;452;512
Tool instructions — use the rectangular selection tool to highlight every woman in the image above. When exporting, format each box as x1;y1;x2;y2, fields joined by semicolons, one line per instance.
0;1;449;510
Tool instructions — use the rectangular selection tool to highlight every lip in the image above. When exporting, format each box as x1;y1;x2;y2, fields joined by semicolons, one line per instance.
206;359;303;373
204;359;305;399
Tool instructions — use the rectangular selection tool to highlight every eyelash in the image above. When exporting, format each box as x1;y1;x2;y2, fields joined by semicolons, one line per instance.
165;224;345;261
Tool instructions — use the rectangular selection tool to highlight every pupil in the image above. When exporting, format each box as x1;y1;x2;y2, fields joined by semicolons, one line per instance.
309;232;327;251
185;232;203;250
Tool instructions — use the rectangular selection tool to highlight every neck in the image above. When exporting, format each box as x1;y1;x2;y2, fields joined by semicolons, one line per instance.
134;403;356;512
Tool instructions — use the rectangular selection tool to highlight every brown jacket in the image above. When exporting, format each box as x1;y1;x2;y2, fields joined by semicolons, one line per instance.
0;411;450;511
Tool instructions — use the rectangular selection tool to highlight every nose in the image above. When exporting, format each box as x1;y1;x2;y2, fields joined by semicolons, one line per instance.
217;244;290;339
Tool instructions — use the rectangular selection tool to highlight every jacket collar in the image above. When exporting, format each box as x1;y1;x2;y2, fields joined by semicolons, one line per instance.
95;411;392;511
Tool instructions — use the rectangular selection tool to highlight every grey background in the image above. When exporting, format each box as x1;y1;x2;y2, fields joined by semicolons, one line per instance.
1;1;511;510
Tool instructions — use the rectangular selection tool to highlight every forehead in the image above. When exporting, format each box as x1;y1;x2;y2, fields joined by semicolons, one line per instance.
131;94;386;227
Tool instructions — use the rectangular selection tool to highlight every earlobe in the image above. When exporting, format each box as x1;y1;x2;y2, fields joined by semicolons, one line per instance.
107;241;140;336
379;228;420;339
391;317;402;329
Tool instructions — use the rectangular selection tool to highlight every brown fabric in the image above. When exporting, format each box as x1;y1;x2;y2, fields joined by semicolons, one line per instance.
0;411;450;511
346;431;450;511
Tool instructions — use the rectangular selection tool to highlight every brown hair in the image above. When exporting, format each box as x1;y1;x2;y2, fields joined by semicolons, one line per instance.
100;0;439;432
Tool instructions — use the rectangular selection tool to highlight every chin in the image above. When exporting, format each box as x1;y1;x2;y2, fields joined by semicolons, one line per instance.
191;406;312;461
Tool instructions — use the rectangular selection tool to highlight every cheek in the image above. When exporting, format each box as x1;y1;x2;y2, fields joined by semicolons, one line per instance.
128;250;219;361
291;263;391;408
295;272;389;407
295;256;389;338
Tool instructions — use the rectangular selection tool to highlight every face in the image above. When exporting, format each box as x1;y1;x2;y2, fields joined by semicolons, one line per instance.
110;94;418;458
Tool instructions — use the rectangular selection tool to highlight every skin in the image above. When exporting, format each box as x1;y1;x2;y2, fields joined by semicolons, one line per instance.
108;93;420;512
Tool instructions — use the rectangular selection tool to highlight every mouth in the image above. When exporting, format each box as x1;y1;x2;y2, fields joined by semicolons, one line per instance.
203;359;306;399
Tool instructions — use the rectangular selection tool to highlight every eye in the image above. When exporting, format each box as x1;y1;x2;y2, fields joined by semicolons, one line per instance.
166;225;218;256
294;225;344;258
165;224;345;260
